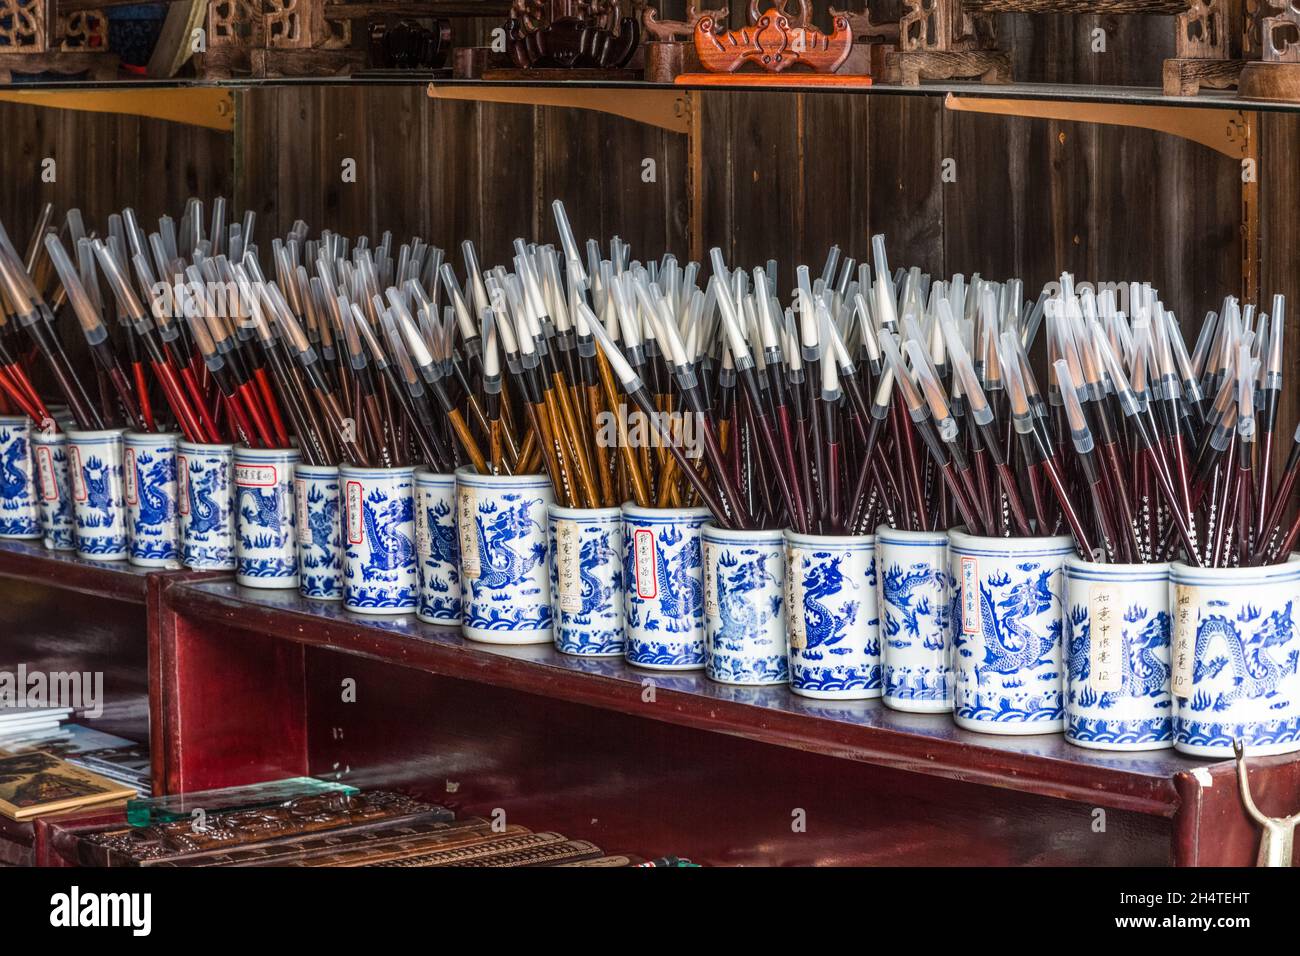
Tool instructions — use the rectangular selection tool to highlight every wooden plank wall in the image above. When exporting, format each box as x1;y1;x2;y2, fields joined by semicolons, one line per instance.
0;5;1285;396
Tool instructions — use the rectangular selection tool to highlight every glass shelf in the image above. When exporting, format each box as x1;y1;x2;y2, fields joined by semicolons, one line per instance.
0;75;1287;112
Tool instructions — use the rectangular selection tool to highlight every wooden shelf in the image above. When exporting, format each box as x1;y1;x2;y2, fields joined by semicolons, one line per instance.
0;538;161;603
165;577;1224;818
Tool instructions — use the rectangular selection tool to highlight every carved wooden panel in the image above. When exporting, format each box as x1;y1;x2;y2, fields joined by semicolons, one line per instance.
58;9;109;51
0;0;49;53
208;0;264;48
899;0;990;53
1261;0;1300;61
316;0;351;49
265;0;313;49
694;2;852;73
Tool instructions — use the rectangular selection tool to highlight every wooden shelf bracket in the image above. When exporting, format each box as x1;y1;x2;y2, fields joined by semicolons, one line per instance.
0;86;236;131
427;82;694;135
945;92;1260;303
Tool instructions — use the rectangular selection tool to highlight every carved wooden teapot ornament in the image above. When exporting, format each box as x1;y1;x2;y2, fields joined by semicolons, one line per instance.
694;0;852;73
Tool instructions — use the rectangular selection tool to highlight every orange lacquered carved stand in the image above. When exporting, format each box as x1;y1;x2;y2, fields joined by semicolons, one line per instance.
674;0;872;87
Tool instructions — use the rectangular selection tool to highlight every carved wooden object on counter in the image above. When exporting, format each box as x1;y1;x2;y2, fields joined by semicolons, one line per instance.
692;0;853;73
881;0;1010;86
499;0;641;73
640;0;718;80
196;0;369;78
0;0;118;80
1165;0;1255;96
1239;1;1300;100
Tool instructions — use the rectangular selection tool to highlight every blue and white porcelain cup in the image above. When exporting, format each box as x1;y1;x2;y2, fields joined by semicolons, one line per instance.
623;504;709;670
549;505;624;656
30;427;74;550
340;464;418;615
877;525;953;712
786;531;881;700
415;469;460;625
67;428;128;560
0;415;41;540
177;441;236;571
1065;559;1173;751
123;431;179;568
1170;559;1300;758
296;464;343;601
702;524;788;685
949;527;1072;735
234;445;299;589
457;468;552;643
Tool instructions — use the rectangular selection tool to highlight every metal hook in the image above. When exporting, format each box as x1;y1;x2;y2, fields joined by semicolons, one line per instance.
1234;739;1300;867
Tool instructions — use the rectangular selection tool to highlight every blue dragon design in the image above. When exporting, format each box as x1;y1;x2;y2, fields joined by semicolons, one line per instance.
974;568;1058;686
133;452;174;526
651;523;702;631
1068;605;1170;708
1191;602;1299;712
425;500;458;566
305;483;337;560
473;496;543;589
187;460;222;534
239;485;280;529
82;455;115;519
571;533;615;622
800;554;860;655
713;550;777;652
361;489;415;574
882;561;945;648
0;432;26;498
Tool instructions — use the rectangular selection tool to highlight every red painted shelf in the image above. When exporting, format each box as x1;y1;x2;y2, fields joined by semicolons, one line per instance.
0;539;161;604
164;577;1229;819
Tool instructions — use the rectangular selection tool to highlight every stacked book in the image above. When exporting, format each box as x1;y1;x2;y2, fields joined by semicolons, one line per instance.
0;751;137;822
0;723;151;797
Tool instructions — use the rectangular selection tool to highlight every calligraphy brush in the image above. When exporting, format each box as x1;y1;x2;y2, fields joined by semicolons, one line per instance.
43;235;145;432
586;306;734;525
0;222;102;429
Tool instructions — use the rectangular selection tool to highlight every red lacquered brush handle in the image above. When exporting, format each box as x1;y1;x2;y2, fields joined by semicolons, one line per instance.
236;381;277;448
133;361;156;432
254;367;290;448
177;363;222;442
153;360;207;443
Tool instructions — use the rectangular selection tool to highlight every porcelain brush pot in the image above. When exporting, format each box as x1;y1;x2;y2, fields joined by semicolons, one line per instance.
341;464;419;615
296;464;344;601
415;469;460;625
876;525;953;712
0;415;41;540
785;531;881;699
67;428;128;560
1064;559;1173;751
176;441;236;571
29;427;74;550
548;504;623;656
1169;559;1300;757
622;503;709;670
123;431;179;568
949;527;1072;735
703;524;788;685
235;445;300;589
457;468;552;643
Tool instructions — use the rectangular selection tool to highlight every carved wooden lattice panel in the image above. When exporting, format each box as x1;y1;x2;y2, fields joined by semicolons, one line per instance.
899;0;988;52
316;0;351;48
1260;0;1300;60
264;0;313;49
58;9;110;51
0;0;49;52
209;0;264;47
